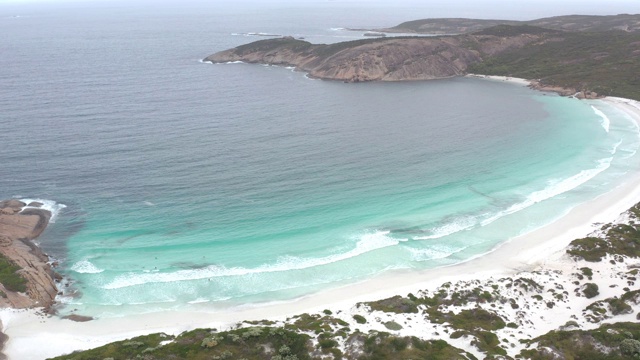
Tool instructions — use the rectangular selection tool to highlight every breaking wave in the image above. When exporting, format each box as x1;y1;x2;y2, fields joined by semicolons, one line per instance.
103;230;406;289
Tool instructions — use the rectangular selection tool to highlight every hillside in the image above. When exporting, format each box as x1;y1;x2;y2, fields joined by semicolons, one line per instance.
383;14;640;34
205;24;640;100
205;27;553;82
469;28;640;100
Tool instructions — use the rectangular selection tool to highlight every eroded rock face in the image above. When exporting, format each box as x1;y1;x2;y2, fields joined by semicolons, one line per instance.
204;33;543;83
0;200;57;310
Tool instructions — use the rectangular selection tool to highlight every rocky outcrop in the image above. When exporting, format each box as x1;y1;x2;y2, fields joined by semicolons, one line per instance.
528;81;603;99
0;200;58;310
204;31;547;83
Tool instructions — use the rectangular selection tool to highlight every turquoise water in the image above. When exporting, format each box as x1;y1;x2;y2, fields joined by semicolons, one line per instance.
1;1;639;317
54;85;639;317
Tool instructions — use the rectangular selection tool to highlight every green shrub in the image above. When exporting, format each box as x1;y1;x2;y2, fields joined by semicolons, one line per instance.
318;339;338;349
353;315;367;324
620;338;640;356
0;255;27;293
583;283;599;299
384;321;403;331
201;337;218;348
367;295;419;313
449;308;506;331
580;267;594;279
608;298;632;315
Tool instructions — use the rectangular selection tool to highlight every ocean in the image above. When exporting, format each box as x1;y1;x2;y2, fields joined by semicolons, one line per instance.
1;0;639;317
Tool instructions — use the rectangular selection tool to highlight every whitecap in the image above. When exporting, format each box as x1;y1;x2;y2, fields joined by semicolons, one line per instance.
591;105;610;133
480;157;612;227
71;260;104;274
610;139;623;155
187;298;210;304
19;198;66;223
413;216;477;240
245;32;281;37
103;230;404;290
407;245;464;262
623;149;638;159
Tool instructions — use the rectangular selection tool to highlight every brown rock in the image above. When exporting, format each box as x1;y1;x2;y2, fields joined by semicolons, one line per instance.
0;200;57;310
0;237;11;248
0;200;25;208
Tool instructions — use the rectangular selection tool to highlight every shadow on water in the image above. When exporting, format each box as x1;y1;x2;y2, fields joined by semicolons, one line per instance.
37;202;87;262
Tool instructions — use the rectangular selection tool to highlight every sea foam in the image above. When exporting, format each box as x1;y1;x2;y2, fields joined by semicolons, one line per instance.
71;260;104;274
414;216;477;240
480;157;612;227
407;244;465;261
103;230;404;290
19;198;66;223
592;105;610;133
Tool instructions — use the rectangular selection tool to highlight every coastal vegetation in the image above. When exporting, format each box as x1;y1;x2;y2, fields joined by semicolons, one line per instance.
520;322;640;360
568;203;640;261
0;254;26;293
49;327;312;360
468;30;640;100
49;325;474;360
384;14;640;34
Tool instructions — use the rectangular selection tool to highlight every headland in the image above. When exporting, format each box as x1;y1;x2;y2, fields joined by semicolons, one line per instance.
205;15;640;100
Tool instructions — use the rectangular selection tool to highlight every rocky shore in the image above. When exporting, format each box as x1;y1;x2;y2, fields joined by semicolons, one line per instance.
528;80;603;99
0;200;58;310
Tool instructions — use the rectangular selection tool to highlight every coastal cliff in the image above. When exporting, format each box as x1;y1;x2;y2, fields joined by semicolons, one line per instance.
205;28;549;82
0;200;58;310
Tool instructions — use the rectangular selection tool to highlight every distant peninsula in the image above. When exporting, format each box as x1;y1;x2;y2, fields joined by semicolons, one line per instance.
376;14;640;35
205;14;640;100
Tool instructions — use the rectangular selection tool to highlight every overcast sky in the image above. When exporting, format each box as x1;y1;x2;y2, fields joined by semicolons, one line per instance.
1;0;638;21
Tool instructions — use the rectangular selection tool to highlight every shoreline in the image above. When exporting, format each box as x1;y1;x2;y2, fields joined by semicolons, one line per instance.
3;78;640;359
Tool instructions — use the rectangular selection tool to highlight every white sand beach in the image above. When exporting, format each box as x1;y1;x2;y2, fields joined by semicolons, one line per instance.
3;80;640;360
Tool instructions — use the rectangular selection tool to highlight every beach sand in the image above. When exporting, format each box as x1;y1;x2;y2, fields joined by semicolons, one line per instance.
3;79;640;360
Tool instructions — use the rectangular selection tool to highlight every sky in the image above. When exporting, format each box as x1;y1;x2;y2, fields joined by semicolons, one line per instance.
0;0;638;21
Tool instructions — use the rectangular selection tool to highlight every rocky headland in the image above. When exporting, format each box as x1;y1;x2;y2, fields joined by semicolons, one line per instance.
0;200;58;310
206;18;640;100
205;27;548;83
